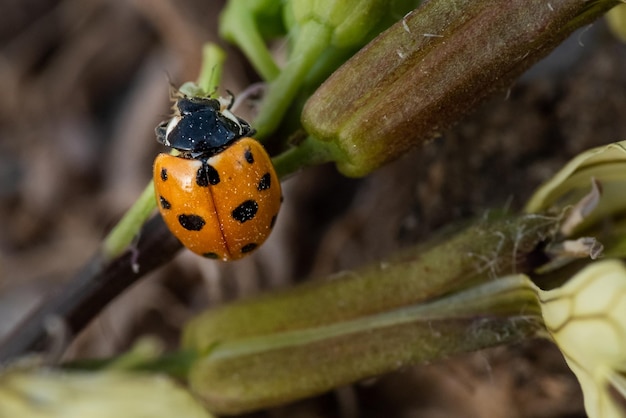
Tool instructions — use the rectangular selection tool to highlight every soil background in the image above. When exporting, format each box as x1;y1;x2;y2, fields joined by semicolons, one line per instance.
1;1;625;417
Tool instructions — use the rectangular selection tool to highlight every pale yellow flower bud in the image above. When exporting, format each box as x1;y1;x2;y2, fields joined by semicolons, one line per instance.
538;260;626;418
606;3;626;43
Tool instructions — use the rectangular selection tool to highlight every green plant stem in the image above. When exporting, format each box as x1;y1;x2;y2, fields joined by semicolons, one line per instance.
102;181;157;259
271;135;342;178
253;21;332;139
197;44;226;96
220;1;281;81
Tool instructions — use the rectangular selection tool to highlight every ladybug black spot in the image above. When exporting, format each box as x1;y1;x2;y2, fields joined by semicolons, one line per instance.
203;252;219;259
244;148;254;164
178;214;206;231
196;166;209;187
270;214;277;229
232;200;258;223
206;164;220;185
241;243;258;253
160;168;168;182
159;196;171;210
257;173;271;191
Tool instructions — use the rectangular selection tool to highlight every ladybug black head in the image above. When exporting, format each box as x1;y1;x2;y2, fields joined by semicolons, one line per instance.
155;96;255;155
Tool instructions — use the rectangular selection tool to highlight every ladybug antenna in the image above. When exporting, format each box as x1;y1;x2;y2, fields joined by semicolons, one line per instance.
165;77;182;99
166;84;185;115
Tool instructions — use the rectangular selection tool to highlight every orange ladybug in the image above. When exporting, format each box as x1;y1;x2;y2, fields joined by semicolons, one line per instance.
153;96;281;261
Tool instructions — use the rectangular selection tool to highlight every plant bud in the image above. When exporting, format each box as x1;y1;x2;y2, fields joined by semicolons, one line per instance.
302;0;619;177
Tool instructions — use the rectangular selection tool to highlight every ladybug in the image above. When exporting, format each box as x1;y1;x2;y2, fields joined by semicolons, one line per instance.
153;95;281;261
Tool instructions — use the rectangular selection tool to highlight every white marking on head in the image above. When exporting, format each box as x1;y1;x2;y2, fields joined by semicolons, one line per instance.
164;115;181;146
221;108;245;135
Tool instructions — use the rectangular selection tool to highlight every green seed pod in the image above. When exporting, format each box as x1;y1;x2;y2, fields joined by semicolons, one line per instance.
183;214;555;414
302;0;619;177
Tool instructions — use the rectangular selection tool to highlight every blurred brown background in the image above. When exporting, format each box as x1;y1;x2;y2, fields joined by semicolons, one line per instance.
1;1;625;416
